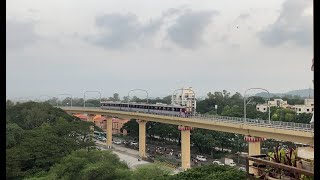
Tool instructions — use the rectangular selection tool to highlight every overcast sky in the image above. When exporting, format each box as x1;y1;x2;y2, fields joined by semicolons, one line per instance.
6;0;313;100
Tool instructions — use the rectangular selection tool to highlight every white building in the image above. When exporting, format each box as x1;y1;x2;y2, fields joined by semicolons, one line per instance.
293;99;314;114
172;87;196;113
256;99;290;113
268;99;288;107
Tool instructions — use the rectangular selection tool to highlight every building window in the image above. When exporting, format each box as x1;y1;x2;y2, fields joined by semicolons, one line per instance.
312;108;314;111
257;107;260;110
263;108;266;110
307;109;309;112
299;108;301;111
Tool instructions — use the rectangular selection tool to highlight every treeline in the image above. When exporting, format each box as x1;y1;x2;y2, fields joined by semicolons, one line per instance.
28;150;247;180
6;102;95;179
196;90;312;123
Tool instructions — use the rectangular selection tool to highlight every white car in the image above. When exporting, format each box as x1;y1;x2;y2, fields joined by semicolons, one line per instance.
196;155;207;162
130;141;138;146
113;140;122;145
212;160;223;165
228;162;236;167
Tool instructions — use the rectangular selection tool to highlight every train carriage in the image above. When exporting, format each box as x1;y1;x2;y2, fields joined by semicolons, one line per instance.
100;101;191;117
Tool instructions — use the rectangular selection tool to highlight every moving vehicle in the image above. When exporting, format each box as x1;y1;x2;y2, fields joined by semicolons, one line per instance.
212;160;223;165
196;155;207;162
224;158;236;167
101;101;193;117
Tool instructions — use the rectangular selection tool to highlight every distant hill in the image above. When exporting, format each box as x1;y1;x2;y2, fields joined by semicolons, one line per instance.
255;89;314;98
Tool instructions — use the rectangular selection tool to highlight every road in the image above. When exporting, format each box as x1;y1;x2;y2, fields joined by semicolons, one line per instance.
96;139;246;172
96;142;150;169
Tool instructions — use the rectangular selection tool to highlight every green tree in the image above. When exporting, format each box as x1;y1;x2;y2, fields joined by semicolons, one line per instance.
6;123;24;148
132;164;172;180
6;100;15;108
6;102;94;179
296;113;313;124
113;93;120;101
162;95;172;104
30;150;130;180
121;119;139;138
123;96;129;102
155;165;247;180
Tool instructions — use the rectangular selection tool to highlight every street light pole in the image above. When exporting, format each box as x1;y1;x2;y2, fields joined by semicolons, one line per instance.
57;94;73;107
172;88;196;115
83;91;102;108
244;88;271;123
127;89;149;112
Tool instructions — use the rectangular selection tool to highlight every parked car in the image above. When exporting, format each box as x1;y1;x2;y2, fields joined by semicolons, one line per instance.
113;140;122;145
196;155;207;162
130;141;138;146
212;160;223;165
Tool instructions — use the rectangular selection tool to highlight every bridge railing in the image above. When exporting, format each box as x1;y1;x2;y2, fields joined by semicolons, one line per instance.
59;106;314;133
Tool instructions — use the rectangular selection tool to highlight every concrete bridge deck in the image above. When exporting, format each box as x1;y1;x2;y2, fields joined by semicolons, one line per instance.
60;107;314;145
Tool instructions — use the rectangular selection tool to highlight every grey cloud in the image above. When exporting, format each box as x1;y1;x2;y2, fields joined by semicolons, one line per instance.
231;43;240;49
86;9;219;50
237;13;250;20
167;10;219;49
86;13;163;49
257;0;312;47
6;20;39;50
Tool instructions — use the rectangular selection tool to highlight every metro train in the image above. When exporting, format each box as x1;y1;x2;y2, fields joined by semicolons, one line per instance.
100;101;193;117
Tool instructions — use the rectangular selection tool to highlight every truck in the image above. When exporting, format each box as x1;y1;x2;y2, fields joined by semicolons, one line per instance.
224;158;236;167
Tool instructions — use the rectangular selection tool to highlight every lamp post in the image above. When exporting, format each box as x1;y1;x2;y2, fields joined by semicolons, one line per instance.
127;89;149;112
57;94;72;107
84;91;102;108
172;88;196;115
244;88;271;123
